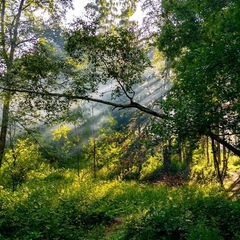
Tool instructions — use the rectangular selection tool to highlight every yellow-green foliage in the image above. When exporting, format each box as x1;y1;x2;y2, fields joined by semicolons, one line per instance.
151;48;166;70
190;144;240;185
83;129;133;179
51;124;76;153
1;165;237;240
4;138;40;164
139;154;162;180
52;125;71;140
0;138;41;189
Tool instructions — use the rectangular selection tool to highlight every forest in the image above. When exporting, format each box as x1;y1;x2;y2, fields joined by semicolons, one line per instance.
0;0;240;239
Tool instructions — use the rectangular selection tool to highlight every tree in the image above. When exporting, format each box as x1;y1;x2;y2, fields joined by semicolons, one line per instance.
85;0;137;27
0;0;73;166
2;137;41;191
155;0;240;157
0;0;166;115
2;0;239;175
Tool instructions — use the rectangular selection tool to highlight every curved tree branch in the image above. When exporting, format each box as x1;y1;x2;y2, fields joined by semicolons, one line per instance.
2;87;239;157
208;131;240;157
0;86;166;119
116;78;135;101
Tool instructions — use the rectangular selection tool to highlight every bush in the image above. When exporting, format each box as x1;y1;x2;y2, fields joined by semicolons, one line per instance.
187;220;223;240
122;188;240;240
0;138;42;191
0;168;240;240
0;182;113;240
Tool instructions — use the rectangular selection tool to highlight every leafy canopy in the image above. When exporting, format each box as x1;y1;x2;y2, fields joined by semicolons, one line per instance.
156;0;240;146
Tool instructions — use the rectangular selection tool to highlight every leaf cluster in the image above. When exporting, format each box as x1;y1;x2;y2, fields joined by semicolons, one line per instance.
156;0;240;146
123;187;240;240
65;22;150;99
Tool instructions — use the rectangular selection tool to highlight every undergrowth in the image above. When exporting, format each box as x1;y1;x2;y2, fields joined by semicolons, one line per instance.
0;137;239;239
0;167;240;239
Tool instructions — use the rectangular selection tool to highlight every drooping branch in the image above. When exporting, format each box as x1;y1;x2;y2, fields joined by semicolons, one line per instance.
208;131;240;157
1;87;240;158
0;86;166;119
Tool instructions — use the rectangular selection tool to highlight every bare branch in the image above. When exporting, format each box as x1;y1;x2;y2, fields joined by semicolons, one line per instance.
116;78;134;101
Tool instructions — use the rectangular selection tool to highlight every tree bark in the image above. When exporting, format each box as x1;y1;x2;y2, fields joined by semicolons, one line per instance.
163;142;171;173
0;94;10;167
206;136;210;165
211;136;223;187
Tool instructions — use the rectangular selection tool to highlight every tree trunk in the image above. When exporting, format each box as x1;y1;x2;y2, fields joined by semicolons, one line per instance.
223;145;226;162
211;136;223;187
0;0;25;167
206;136;210;165
163;145;171;173
0;94;10;167
93;137;97;179
216;128;221;164
178;143;182;162
184;146;193;179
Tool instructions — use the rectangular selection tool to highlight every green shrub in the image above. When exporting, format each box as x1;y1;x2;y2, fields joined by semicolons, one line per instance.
0;184;112;240
232;157;240;167
0;167;240;240
187;220;223;240
141;159;187;183
122;187;240;240
0;138;42;191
